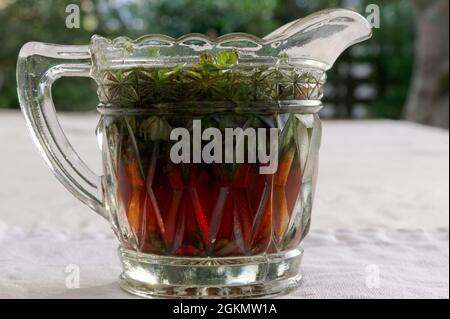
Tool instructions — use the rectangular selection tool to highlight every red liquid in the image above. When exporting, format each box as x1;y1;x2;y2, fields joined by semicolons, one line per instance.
116;139;303;257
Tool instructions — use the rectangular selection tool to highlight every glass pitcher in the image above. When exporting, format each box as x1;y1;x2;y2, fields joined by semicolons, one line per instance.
17;9;371;298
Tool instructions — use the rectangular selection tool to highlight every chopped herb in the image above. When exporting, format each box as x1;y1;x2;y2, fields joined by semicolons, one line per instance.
99;51;324;108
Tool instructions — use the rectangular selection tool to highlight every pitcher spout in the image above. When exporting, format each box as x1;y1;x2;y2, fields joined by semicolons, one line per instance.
263;9;372;70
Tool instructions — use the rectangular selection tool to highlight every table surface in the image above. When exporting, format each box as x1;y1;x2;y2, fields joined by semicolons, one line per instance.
0;111;448;298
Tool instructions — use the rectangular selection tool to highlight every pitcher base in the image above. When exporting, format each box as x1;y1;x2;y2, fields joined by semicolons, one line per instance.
118;247;303;298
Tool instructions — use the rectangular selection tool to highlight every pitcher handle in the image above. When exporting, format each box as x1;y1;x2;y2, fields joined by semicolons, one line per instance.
17;42;107;219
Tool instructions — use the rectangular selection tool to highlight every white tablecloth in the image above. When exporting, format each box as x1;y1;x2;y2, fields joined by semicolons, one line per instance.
0;111;448;298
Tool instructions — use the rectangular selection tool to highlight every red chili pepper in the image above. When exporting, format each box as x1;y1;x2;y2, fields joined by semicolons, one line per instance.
124;159;146;240
273;149;296;245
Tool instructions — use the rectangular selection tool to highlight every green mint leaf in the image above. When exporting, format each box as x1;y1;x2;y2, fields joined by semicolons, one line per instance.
147;47;160;58
216;50;239;67
198;52;214;65
125;45;134;54
140;116;171;141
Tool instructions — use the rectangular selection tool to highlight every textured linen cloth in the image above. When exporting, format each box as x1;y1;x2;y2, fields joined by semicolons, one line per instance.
0;111;448;298
0;227;447;299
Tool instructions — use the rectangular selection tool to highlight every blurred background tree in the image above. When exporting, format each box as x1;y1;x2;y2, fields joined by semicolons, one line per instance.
0;0;448;128
405;0;449;129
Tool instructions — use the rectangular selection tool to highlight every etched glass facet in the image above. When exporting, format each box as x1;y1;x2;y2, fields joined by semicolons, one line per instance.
98;112;321;257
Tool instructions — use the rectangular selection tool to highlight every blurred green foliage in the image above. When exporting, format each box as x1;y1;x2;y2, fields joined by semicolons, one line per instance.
363;1;415;119
0;0;415;118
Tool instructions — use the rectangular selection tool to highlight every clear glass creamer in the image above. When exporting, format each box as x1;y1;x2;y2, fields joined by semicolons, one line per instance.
17;9;371;298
